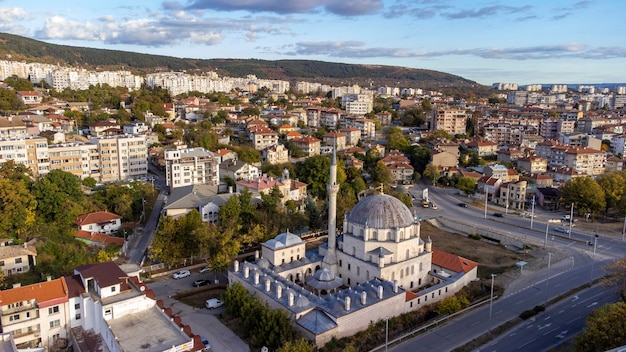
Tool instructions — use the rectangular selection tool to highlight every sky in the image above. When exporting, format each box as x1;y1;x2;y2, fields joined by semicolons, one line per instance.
1;0;625;86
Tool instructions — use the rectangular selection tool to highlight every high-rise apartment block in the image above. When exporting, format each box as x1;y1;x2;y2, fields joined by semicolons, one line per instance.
164;148;219;191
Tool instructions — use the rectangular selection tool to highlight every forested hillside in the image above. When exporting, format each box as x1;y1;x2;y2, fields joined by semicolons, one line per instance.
0;32;491;96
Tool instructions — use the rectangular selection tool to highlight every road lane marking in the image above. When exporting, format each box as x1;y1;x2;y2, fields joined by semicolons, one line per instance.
518;338;536;349
543;328;559;336
558;310;565;314
470;321;480;326
567;317;580;324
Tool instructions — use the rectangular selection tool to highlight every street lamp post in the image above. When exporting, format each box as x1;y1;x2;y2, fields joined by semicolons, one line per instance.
385;317;389;352
489;273;496;335
484;190;488;219
589;234;599;285
544;219;559;248
568;203;574;239
544;252;552;305
505;188;510;215
530;195;535;230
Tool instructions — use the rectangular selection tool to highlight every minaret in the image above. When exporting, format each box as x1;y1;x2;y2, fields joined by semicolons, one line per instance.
322;144;339;273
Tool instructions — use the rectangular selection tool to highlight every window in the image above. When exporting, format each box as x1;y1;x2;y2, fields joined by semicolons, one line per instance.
14;258;22;264
49;319;60;328
74;303;80;309
9;314;19;321
75;313;81;320
0;261;4;266
48;306;59;315
111;286;116;293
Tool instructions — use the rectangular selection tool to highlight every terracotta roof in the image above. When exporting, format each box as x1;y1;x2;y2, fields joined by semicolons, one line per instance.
75;230;125;246
0;277;69;308
292;136;320;144
286;131;303;137
64;274;86;298
432;249;478;274
75;211;121;226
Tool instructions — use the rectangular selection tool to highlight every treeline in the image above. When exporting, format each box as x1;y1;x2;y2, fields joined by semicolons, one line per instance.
0;32;493;96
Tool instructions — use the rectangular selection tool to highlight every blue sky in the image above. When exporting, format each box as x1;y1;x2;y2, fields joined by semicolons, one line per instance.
1;0;625;86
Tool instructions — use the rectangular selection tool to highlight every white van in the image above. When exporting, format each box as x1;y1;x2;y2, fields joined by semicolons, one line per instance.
205;298;224;309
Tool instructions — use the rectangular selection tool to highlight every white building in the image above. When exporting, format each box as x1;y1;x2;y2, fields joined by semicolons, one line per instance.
165;147;219;191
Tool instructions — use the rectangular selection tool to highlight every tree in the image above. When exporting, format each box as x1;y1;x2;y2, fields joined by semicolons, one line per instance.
32;170;84;223
0;88;25;112
596;171;626;213
297;155;331;199
372;161;392;185
603;258;626;294
423;163;440;186
0;179;36;239
386;132;410;152
573;301;626;352
561;177;606;216
277;338;314;352
408;145;431;174
237;147;261;163
3;75;34;90
456;177;477;195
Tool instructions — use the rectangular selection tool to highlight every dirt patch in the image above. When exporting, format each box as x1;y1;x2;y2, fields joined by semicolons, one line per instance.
173;285;227;308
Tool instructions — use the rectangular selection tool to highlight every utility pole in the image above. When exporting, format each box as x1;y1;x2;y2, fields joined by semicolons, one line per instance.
568;203;574;239
544;252;552;305
530;195;535;230
484;190;488;219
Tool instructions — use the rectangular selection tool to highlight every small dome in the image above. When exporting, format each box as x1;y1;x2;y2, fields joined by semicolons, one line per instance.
347;194;414;229
274;232;303;247
256;257;270;269
314;268;336;282
295;295;310;308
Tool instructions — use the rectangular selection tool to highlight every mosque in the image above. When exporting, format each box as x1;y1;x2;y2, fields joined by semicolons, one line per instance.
228;148;478;346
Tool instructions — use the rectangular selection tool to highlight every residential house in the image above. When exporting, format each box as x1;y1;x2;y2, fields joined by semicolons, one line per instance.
339;127;361;146
341;116;375;139
15;91;42;105
464;138;498;157
163;184;235;224
605;156;624;172
496;149;524;163
548;166;585;184
236;170;307;204
496;181;527;211
250;127;279;151
88;121;120;137
477;176;501;202
0;117;28;139
262;144;290;165
75;211;122;235
292;136;321;156
74;231;125;248
535;187;562;211
220;159;260;181
483;164;509;180
564;147;605;176
0;242;37;276
285;131;303;141
214;148;238;163
431;150;458;169
277;124;295;134
323;132;347;151
517;156;548;174
375;111;392;126
529;174;554;188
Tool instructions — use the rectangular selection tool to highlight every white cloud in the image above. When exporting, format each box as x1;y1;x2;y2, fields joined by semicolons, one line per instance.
35;16;102;41
0;6;31;34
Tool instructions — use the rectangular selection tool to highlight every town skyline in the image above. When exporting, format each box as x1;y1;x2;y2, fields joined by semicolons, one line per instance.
1;0;625;86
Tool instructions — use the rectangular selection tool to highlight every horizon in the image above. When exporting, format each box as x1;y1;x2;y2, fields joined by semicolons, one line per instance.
1;1;625;86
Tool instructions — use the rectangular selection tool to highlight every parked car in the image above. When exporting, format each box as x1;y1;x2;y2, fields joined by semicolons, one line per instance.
172;270;191;279
193;279;210;287
201;336;211;351
199;265;211;273
206;298;224;309
493;213;504;218
554;227;570;234
458;203;468;208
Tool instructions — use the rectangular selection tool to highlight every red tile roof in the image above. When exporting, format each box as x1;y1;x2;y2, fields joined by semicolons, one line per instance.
432;249;478;274
75;230;125;246
0;278;69;308
75;211;121;226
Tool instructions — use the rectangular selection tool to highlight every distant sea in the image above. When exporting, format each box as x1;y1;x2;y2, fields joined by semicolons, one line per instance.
521;83;626;90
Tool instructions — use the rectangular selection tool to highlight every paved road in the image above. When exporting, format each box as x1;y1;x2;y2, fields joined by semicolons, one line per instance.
478;284;620;352
127;189;167;264
387;182;626;351
146;270;249;352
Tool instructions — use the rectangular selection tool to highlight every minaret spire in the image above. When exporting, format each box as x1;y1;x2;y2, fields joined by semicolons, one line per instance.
322;142;339;273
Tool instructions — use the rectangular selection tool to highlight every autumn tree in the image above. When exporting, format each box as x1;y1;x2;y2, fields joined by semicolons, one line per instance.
372;161;392;185
423;163;440;186
573;301;626;352
456;177;477;195
561;177;606;216
277;338;314;352
0;179;36;239
596;171;626;213
603;258;626;294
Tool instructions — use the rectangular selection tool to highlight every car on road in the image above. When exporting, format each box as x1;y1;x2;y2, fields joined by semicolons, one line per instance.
200;336;211;351
199;265;211;273
206;298;224;309
172;269;191;279
457;203;468;208
554;227;570;234
193;279;211;287
493;213;504;217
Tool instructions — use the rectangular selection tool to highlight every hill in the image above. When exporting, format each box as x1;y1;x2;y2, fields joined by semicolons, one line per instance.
0;32;491;96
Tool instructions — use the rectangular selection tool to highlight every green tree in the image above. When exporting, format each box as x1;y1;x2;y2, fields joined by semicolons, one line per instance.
32;170;84;223
423;163;440;186
0;88;25;112
297;155;331;199
456;177;477;195
386;132;410;152
0;159;33;185
408;145;431;174
596;171;626;213
573;301;626;352
561;177;606;216
277;338;314;352
237;147;261;163
3;75;34;90
372;161;392;185
0;179;36;239
223;281;252;316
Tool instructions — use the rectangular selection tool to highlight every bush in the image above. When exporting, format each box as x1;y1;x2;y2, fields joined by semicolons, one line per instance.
519;305;545;320
469;233;482;240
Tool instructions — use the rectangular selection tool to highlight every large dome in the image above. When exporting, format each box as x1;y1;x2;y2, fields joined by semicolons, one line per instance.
347;194;414;229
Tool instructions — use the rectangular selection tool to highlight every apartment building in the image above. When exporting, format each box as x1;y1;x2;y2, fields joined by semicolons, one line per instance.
0;117;28;139
516;156;548;174
431;109;467;135
496;181;528;211
89;135;148;183
250;127;279;151
219;159;260;182
0;278;70;349
564;147;606;176
292;136;321;157
341;93;373;115
0;137;49;177
47;143;99;180
322;132;347;151
165;147;219;191
340;116;375;140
